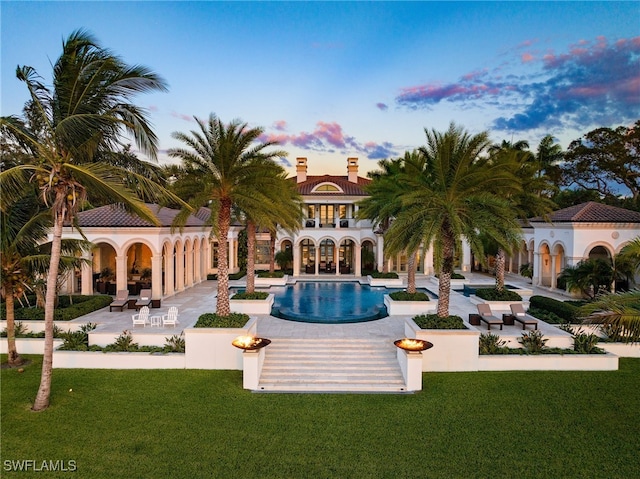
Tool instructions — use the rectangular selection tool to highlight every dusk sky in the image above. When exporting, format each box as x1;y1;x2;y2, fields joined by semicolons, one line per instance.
2;1;639;176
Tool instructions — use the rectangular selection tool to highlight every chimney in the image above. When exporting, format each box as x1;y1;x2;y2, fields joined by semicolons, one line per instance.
347;157;358;183
296;157;307;183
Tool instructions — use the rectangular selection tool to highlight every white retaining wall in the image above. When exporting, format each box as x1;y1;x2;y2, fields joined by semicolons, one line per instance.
1;338;63;354
53;350;185;369
385;296;436;316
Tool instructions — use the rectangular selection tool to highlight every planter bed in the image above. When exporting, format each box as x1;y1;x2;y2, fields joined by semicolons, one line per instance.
89;331;170;348
405;318;480;372
0;338;63;355
184;317;257;370
367;275;403;287
0;320;86;334
384;295;435;316
478;352;618;371
255;275;288;287
229;294;274;314
53;350;185;369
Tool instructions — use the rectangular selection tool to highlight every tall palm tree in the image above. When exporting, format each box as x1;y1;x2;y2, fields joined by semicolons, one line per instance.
168;114;287;315
385;123;521;317
0;30;174;411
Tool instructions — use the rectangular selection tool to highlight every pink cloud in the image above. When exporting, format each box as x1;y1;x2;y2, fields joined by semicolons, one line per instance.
171;111;194;122
148;105;159;112
376;102;388;111
521;53;534;63
461;69;488;81
273;120;288;131
517;39;538;48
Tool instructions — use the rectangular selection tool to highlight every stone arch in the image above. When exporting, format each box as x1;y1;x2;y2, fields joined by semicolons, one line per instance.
538;242;552;287
585;243;613;262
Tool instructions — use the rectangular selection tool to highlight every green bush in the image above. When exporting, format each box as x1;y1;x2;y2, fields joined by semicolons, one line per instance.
479;333;509;354
369;271;399;279
257;271;285;278
388;291;429;301
0;295;113;321
207;274;217;280
475;288;522;301
435;272;466;279
518;330;548;354
529;295;579;323
58;323;97;351
570;327;605;354
205;270;247;281
527;306;566;324
412;314;466;329
195;312;250;328
231;292;269;300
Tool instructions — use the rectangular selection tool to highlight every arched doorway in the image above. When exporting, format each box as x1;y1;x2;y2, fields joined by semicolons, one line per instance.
93;243;117;294
300;239;316;274
319;239;336;273
339;239;355;274
126;242;152;295
361;240;375;274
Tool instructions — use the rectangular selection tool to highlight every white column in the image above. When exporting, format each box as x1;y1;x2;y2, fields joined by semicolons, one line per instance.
164;248;175;296
376;236;384;272
533;252;541;286
293;243;300;277
115;255;127;292
186;247;194;288
424;245;434;275
151;254;163;300
314;246;320;275
550;254;558;289
176;247;185;292
81;252;93;295
461;239;471;272
355;243;362;277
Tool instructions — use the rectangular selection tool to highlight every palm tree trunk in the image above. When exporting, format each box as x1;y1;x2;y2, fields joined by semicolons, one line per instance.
407;250;417;294
216;199;231;316
33;206;64;411
245;221;256;294
268;232;276;274
495;247;506;291
5;286;24;367
437;226;455;317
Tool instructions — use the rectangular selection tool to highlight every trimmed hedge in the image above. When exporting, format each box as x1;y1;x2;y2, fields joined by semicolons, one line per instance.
475;288;522;301
412;314;467;329
195;312;250;328
0;295;113;321
205;270;247;281
529;295;579;323
257;271;285;278
389;291;430;301
435;272;466;279
231;292;269;300
369;271;399;279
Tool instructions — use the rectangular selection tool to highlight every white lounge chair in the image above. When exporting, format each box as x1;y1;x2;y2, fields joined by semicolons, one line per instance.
162;307;179;327
132;306;150;327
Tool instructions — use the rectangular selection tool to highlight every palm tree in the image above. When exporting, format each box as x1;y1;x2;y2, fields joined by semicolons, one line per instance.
0;30;174;411
618;237;640;278
558;259;614;299
384;123;521;317
168;114;287;315
243;169;302;293
357;157;406;276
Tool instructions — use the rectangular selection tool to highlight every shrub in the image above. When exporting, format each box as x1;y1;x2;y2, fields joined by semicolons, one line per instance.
475;288;522;301
519;263;533;279
412;314;466;329
58;323;97;351
529;295;578;323
207;273;217;280
479;333;508;355
1;295;113;321
195;312;250;328
569;327;604;354
435;272;466;279
257;271;285;278
164;333;186;353
518;330;548;354
599;324;640;343
231;292;269;300
388;291;429;301
527;306;566;324
369;271;399;279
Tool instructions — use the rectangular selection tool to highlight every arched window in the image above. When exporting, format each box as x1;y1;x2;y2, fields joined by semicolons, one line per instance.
314;184;340;192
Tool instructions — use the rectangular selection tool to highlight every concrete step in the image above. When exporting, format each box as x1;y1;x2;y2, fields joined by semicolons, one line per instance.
256;337;407;393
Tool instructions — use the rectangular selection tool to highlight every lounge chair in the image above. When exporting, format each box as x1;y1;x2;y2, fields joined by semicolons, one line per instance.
109;290;130;312
132;306;150;327
509;304;539;330
476;304;504;330
162;306;179;327
135;289;152;310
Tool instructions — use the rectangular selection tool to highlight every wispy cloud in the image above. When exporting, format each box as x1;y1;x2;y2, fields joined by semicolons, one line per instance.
171;111;195;122
395;35;640;132
376;102;388;111
259;121;399;160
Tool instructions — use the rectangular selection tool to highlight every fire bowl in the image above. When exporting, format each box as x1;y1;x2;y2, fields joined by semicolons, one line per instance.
394;338;434;352
232;336;272;351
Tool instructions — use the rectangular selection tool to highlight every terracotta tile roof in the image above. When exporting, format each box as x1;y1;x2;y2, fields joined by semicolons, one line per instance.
295;175;371;195
529;201;640;223
74;204;209;228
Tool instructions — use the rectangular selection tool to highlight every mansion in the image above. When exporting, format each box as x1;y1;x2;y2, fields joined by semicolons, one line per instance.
60;158;640;303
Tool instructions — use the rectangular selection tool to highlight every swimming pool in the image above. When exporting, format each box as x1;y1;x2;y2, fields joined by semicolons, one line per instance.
267;281;435;324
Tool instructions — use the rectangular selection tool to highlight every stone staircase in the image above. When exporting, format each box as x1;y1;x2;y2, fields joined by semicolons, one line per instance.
255;338;409;393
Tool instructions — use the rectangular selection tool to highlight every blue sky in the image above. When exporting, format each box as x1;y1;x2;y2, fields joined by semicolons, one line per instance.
2;1;639;176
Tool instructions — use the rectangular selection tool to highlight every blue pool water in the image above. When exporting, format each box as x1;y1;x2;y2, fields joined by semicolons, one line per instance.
267;281;435;324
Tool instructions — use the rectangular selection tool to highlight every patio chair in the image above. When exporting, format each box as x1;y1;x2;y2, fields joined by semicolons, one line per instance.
135;289;152;310
109;290;130;312
476;304;504;331
132;306;150;327
162;306;180;328
509;303;539;330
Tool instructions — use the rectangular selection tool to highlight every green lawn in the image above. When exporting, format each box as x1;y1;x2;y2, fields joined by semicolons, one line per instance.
2;356;639;478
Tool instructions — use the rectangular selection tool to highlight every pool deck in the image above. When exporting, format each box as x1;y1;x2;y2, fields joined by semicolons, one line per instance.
68;272;571;342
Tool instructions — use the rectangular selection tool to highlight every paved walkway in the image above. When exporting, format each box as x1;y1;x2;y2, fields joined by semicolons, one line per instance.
73;272;571;341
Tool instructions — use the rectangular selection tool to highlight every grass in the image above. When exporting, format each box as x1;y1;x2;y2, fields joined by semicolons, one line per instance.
2;356;640;478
